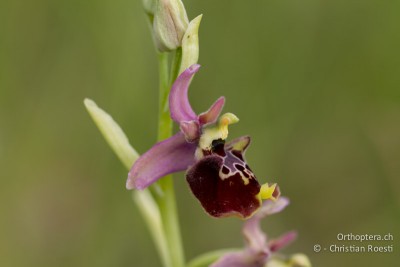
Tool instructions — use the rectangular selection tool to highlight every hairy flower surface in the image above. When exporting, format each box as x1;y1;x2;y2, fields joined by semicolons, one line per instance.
211;198;297;267
126;64;279;218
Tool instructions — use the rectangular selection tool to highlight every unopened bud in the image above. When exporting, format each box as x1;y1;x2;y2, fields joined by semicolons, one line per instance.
153;0;189;52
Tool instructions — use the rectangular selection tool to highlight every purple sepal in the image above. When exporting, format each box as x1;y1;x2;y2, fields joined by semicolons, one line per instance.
169;64;200;123
127;132;197;190
198;96;225;125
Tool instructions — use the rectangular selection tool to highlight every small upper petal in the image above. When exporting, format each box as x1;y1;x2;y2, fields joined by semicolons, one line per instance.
169;64;200;123
268;231;297;253
127;132;197;190
198;96;225;125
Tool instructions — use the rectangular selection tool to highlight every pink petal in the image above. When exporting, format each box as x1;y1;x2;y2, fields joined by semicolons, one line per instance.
169;64;200;123
198;96;225;125
126;132;197;190
268;231;297;252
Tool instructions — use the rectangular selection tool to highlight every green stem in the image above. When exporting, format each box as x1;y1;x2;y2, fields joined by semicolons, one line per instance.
156;51;185;267
157;52;171;140
169;48;182;85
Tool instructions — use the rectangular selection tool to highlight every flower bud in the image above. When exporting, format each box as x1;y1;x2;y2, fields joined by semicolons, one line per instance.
153;0;189;52
179;14;202;74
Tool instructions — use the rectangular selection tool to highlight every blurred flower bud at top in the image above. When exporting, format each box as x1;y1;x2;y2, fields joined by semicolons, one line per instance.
142;0;157;15
153;0;189;52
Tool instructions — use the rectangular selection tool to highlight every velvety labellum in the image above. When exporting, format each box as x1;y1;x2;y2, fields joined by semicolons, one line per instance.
186;139;261;218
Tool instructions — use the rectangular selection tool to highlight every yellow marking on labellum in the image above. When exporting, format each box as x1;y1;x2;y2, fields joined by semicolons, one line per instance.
259;183;278;200
242;176;250;185
218;170;231;180
218;169;249;185
244;174;253;185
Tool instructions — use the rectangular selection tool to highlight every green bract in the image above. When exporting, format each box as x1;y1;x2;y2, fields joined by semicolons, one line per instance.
179;15;202;74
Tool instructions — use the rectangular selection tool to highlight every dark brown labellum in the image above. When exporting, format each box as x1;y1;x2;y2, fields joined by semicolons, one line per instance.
186;141;261;218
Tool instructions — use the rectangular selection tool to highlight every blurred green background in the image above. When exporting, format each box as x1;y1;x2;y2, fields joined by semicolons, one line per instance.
1;0;399;266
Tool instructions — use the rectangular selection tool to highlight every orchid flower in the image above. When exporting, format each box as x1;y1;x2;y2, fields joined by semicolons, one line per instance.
126;64;279;219
210;197;297;267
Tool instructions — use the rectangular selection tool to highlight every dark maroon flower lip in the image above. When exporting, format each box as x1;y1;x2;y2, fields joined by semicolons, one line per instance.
126;64;279;218
186;136;262;219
